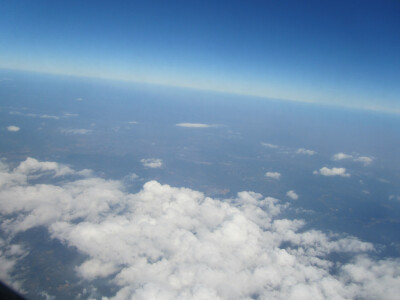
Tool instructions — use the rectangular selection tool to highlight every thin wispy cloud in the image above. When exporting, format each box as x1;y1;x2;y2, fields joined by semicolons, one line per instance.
261;142;279;149
296;148;316;155
9;111;78;120
61;129;92;135
0;158;399;299
176;123;214;128
354;156;373;165
333;152;353;160
314;167;350;177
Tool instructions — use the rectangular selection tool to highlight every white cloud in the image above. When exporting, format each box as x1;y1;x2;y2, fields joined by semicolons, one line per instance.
6;126;20;132
333;153;353;160
176;123;213;128
261;142;279;149
75;98;83;101
354;156;373;166
140;158;163;168
61;129;92;135
286;190;299;200
0;158;399;299
14;157;77;179
0;238;27;291
9;111;60;120
314;167;350;177
265;172;281;179
296;148;316;155
333;153;373;166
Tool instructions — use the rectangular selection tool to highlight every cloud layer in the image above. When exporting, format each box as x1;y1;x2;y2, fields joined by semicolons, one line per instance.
0;158;399;299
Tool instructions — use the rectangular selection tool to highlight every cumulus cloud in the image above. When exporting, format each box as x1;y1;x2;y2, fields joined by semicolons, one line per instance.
140;158;163;168
296;148;316;155
0;158;400;299
286;190;299;200
261;142;279;149
176;123;213;128
333;153;373;166
265;172;281;179
61;129;92;135
6;126;20;132
314;167;350;177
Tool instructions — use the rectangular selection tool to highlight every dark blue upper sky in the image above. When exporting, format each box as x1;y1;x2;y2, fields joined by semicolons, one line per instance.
1;0;399;112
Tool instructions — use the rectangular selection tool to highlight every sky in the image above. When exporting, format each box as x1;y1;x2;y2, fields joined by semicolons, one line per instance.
1;0;400;112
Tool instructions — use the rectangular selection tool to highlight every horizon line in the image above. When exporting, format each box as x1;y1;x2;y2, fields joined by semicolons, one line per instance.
1;66;399;116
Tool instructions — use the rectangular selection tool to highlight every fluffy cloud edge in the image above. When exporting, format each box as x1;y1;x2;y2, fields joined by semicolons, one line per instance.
286;190;299;200
333;153;373;166
1;158;400;299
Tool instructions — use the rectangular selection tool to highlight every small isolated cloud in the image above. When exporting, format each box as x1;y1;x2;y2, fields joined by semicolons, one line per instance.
354;156;373;165
6;126;20;132
176;123;213;128
127;121;138;125
333;153;373;166
261;142;279;149
333;152;353;160
75;98;83;101
265;171;281;179
61;129;92;135
141;158;163;168
126;173;139;181
286;190;299;200
314;167;350;177
296;148;316;155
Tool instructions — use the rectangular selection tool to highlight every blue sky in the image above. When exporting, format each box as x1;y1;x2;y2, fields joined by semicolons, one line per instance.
1;0;399;112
